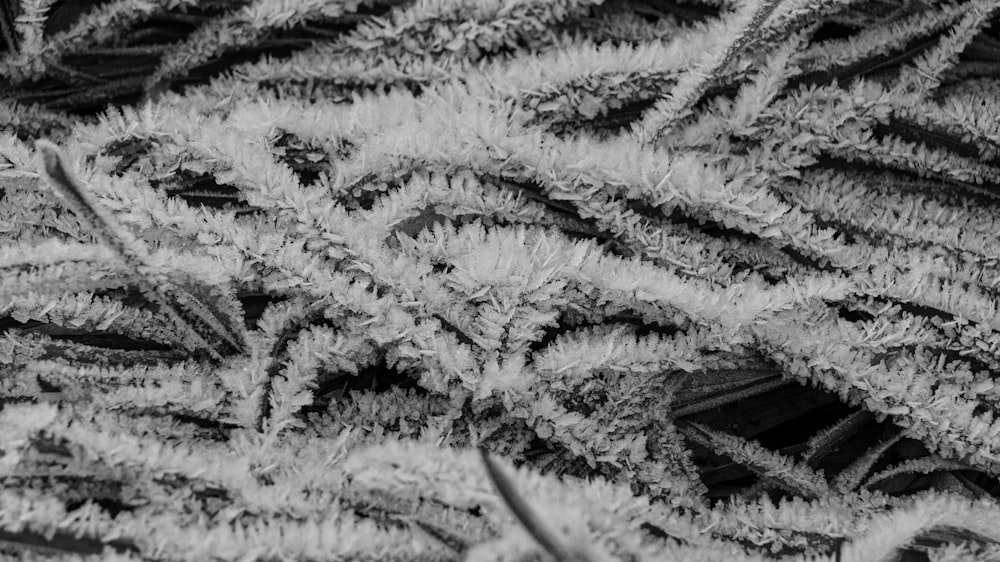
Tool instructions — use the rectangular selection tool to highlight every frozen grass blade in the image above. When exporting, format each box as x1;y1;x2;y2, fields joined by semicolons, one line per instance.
480;449;601;562
33;140;244;361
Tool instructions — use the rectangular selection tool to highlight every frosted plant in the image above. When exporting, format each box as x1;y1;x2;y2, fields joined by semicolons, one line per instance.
2;0;1000;560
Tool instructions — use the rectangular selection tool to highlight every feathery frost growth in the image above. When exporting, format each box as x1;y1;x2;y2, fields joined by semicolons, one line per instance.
3;0;1000;560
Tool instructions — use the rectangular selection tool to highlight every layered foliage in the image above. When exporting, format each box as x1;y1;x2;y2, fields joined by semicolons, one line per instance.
3;0;1000;560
